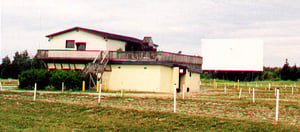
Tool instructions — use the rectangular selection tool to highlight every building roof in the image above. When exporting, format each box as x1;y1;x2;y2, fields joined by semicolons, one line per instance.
46;26;158;47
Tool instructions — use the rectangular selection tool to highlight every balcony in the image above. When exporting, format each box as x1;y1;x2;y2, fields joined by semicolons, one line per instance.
37;49;202;65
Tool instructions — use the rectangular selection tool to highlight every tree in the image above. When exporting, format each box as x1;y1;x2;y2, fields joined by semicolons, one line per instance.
0;56;12;78
290;65;298;81
12;50;31;70
280;59;291;80
31;55;45;69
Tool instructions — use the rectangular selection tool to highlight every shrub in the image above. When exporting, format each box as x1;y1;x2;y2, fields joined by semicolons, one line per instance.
49;70;84;90
19;69;50;90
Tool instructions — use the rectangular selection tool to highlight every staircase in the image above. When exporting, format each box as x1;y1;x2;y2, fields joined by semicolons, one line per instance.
84;50;109;82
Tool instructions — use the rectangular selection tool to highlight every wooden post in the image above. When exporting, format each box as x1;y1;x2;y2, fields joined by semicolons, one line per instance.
0;82;2;91
33;83;37;101
248;87;251;94
121;89;124;97
284;85;286;90
252;88;255;103
61;82;64;92
182;84;185;99
224;85;227;94
292;85;294;95
239;88;242;99
173;83;176;113
98;83;102;104
237;80;240;91
213;79;216;90
275;88;280;122
96;81;100;92
82;81;85;92
268;83;271;91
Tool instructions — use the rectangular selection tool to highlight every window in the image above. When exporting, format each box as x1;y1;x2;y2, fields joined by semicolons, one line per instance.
76;42;86;51
66;40;75;48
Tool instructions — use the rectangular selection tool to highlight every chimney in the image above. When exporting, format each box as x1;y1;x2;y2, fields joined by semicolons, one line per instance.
143;36;154;47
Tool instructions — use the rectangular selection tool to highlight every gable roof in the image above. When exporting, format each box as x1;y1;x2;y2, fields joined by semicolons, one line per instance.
46;26;158;47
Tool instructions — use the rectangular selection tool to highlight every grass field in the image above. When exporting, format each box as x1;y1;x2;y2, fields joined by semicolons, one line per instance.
0;86;299;131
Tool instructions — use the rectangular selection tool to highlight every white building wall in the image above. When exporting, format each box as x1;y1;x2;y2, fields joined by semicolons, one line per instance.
48;30;126;51
106;39;126;51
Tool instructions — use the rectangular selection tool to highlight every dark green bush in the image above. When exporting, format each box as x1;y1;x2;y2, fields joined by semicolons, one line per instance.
19;69;85;90
49;70;84;90
19;69;50;90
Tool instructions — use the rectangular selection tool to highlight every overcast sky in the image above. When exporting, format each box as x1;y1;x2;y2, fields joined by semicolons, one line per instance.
1;0;300;67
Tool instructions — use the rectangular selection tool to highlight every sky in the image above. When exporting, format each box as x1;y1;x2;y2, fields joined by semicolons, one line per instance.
1;0;300;67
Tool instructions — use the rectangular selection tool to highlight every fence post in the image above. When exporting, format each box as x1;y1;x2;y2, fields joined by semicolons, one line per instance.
275;88;280;123
96;81;100;92
252;88;255;103
248;87;250;94
174;83;177;113
224;85;227;94
292;85;294;95
239;88;242;99
182;84;185;99
237;80;240;91
295;83;297;93
213;79;216;90
268;83;271;91
33;83;37;101
61;82;64;93
0;82;2;91
284;85;286;92
82;81;85;92
98;83;102;104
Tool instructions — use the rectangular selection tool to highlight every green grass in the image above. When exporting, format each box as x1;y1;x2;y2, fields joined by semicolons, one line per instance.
0;91;299;131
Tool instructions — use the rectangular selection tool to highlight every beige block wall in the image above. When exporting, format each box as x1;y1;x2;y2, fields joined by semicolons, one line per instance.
179;70;201;93
102;64;180;93
48;30;126;51
159;65;174;93
172;67;180;90
103;64;162;92
188;72;201;93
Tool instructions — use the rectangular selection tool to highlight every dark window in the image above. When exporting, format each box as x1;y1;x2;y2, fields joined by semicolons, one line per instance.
76;42;86;51
66;40;75;48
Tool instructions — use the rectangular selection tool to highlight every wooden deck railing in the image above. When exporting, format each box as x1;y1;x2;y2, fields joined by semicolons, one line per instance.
109;51;202;64
37;50;202;65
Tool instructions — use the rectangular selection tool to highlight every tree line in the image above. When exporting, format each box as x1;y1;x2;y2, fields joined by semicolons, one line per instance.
201;59;299;81
1;51;299;82
0;50;44;79
0;50;85;90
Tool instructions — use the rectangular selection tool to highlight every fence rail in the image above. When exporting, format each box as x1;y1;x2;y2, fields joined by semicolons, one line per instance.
0;79;19;90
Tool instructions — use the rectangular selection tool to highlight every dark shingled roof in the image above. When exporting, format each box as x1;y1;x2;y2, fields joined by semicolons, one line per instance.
46;26;158;47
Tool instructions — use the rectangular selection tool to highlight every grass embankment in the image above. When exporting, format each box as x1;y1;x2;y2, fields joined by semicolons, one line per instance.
0;91;299;131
